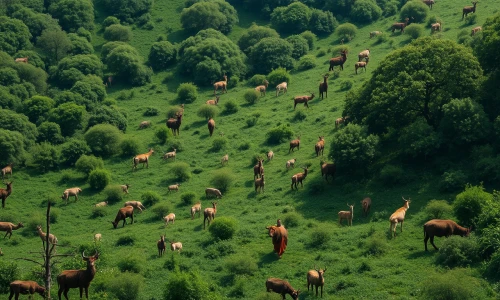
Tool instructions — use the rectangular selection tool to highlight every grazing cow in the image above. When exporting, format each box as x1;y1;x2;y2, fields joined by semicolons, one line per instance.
205;188;222;199
9;280;45;300
61;187;81;205
266;225;288;258
463;1;478;19
424;219;471;251
266;278;300;300
392;18;410;33
361;197;372;217
111;206;134;228
389;197;411;238
57;251;99;300
329;50;347;71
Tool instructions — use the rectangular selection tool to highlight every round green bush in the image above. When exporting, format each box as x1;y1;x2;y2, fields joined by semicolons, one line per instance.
420;269;487;300
440;170;467;192
84;124;123;158
118;255;144;273
309;9;337;35
248;74;267;87
209;217;237;240
266;124;294;144
88;169;111;190
485;250;500;280
225;257;258;275
285;35;309;59
37;122;64;144
60;138;91;166
141;191;161;207
297;55;316;71
335;23;358;41
378;164;405;187
104;185;123;204
120;138;141;157
0;261;20;294
292;110;307;121
340;80;353;91
197;105;219;119
30;142;59;172
181;192;197;205
50;208;61;223
300;31;316;50
116;236;135;246
464;13;478;25
163;271;210;300
363;237;387;256
283;212;301;228
400;0;429;23
425;200;453;219
309;228;330;248
108;272;143;300
267;67;291;88
176;83;198;104
155;127;171;145
223;100;238;114
91;206;107;218
244;89;260;105
436;236;480;268
104;24;132;42
210;169;234;192
350;0;382;23
271;2;311;34
211;137;228;151
75;155;104;175
148;41;176;71
170;162;191;181
103;16;120;27
151;203;171;219
143;107;159;116
404;24;424;39
453;184;492;226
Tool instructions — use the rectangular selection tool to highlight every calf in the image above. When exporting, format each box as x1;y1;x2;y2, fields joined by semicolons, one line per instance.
424;219;471;251
265;278;300;300
9;280;45;300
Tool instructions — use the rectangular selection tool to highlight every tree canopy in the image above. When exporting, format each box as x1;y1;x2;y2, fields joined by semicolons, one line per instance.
48;0;95;32
0;16;32;55
271;2;311;34
102;0;153;22
248;37;293;74
181;0;239;35
237;24;279;54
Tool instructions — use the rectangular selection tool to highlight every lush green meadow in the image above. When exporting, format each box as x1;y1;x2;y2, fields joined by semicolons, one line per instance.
2;0;500;299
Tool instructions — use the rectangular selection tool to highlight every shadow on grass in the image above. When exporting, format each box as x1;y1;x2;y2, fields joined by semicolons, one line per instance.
258;251;280;267
407;249;435;260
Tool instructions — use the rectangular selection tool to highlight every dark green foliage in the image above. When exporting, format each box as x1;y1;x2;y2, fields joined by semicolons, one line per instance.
0;86;21;110
68;33;94;55
76;27;92;42
108;272;144;300
170;162;191;181
378;164;404;187
473;13;500;75
48;0;94;32
285;35;308;59
148;41;176;70
197;105;219;119
60;138;90;166
399;0;429;23
87;105;128;132
118;255;144;273
266;124;294;144
439;171;467;193
238;24;279;54
54;54;103;88
37;122;64;144
75;154;104;175
30;142;59;172
100;41;128;61
248;37;294;74
141;191;161;206
244;89;260;105
120;138;141;157
88;168;111;190
249;75;266;88
23;96;55;125
436;236;480;268
103;16;120;27
209;217;237;240
363;237;387;256
0;67;20;86
10;5;59;42
143;107;159;116
70;75;107;106
116;236;135;246
176;83;198;103
155;127;170;144
181;192;197;205
37;27;71;62
210;169;234;192
309;9;337;35
335;23;357;41
453;184;492;227
404;24;424;39
102;0;153;22
0;108;37;147
226;257;258;275
50;207;61;223
464;13;478;25
163;271;211;300
283;212;301;228
398;119;440;158
204;240;235;259
104;24;132;42
420;269;487;300
300;31;316;49
297;55;316;71
425;200;453;219
0;261;20;294
194;59;222;86
309;228;330;248
292;110;306;121
84;124;123;157
223;100;238;114
151;203;171;219
329;124;379;172
271;2;311;34
211;137;228;151
49;103;86;136
105;44;152;86
91;206;107;218
485;250;500;280
0;16;32;55
104;185;124;204
350;0;382;23
181;0;239;34
339;80;353;91
267;67;291;87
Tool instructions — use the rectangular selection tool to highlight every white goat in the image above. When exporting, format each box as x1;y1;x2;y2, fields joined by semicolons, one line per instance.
163;149;176;160
163;213;176;226
170;241;182;253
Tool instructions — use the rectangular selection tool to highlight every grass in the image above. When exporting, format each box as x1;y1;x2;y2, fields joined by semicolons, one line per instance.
2;0;500;299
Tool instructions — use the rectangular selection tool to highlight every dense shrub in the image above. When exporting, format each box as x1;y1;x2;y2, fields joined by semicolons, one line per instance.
48;0;94;32
120;138;141;157
271;2;311;34
163;271;210;300
238;25;279;54
170;162;191;182
425;200;453;219
30;142;59;172
104;185;123;204
75;154;104;175
420;269;488;300
248;38;294;74
378;164;404;186
101;0;153;22
267;68;291;88
0;261;20;294
155;127;171;144
339;80;353;91
103;16;120;27
398;119;441;158
209;217;237;240
210;169;234;192
350;0;382;23
211;137;228;151
141;191;161;206
363;237;387;256
453;184;492;226
248;74;267;87
297;55;316;71
181;192;196;205
300;31;316;50
151;203;171;219
49;103;86;136
226;257;258;275
143;107;159;116
479;225;500;258
180;0;238;34
266;124;294;144
108;272;144;300
309;9;337;35
440;170;467;193
223;100;238;114
485;249;500;279
283;212;301;228
116;235;135;246
335;23;357;41
197;105;219;119
404;24;424;39
0;108;38;147
400;0;429;23
91;204;106;220
23;95;55;125
84;124;123;157
464;13;477;25
244;89;260;105
309;228;330;249
105;44;152;86
285;35;309;59
37;122;64;144
148;41;176;70
436;236;480;268
176;83;198;103
118;255;144;273
88;168;111;190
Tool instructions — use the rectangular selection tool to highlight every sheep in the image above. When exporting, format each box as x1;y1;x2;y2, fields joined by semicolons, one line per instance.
392;18;410;33
0;222;23;239
361;197;372;218
166;113;183;136
291;167;308;190
389;197;411;238
163;213;176;226
203;202;217;229
221;154;229;166
463;1;478;19
293;93;315;109
124;201;146;213
14;56;29;63
57;251;99;300
471;26;482;36
191;202;202;219
369;31;382;38
338;203;354;226
255;79;269;96
255;174;265;193
94;233;102;242
162;148;177;161
315;136;325;157
111;206;134;228
1;163;13;179
36;225;58;251
355;57;369;74
286;158;297;170
206;96;220;105
213;74;228;96
266;278;300;300
121;184;130;194
157;235;166;257
307;266;327;297
320;161;336;182
93;201;108;207
61;187;82;205
289;136;300;153
431;22;441;34
168;183;180;192
267;150;274;161
139;121;151;129
424;219;471;251
276;82;288;97
423;0;434;9
0;181;13;208
329;50;347;71
133;148;154;170
319;75;328;100
205;188;222;199
358;49;370;62
170;241;182;253
254;159;264;179
9;280;45;300
208;118;215;137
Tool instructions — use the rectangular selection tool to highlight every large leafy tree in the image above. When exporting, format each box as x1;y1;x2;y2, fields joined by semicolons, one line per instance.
237;24;279;54
271;2;311;34
102;0;153;22
49;103;86;136
248;37;293;74
345;38;483;134
0;109;37;147
181;0;239;35
37;28;71;62
0;129;27;166
105;44;152;86
49;0;94;32
10;5;60;41
54;54;103;88
0;16;32;55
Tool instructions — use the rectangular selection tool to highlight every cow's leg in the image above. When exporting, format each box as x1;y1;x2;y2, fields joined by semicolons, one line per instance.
316;285;319;296
430;236;439;250
79;287;83;299
85;287;89;299
424;235;429;251
63;288;69;300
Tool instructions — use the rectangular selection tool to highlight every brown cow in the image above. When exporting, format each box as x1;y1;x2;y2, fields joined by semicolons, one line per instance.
424;219;471;251
266;225;288;258
111;206;134;228
9;280;45;300
266;278;300;300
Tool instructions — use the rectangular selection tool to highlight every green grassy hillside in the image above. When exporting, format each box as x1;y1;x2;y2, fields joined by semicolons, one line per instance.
1;0;500;299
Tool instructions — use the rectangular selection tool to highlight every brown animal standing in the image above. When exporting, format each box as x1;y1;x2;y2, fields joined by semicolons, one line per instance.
423;0;434;9
329;50;347;71
291;167;308;190
338;203;354;226
463;1;478;19
203;202;217;229
166;113;183;136
361;197;372;217
157;235;166;257
358;49;370;62
213;74;228;95
289;137;300;153
255;174;265;193
208;118;215;137
335;116;348;128
307;266;327;297
266;224;288;258
255;80;269;96
431;22;441;34
320;161;336;182
424;219;471;251
133;148;154;170
191;202;202;219
111;206;134;228
0;222;23;239
206;96;220;105
2;163;13;179
389;197;411;238
9;280;45;300
266;278;299;299
293;93;315;109
139;121;151;129
392;18;410;33
254;159;264;179
355;57;369;74
471;26;482;36
319;75;328;100
315;136;325;157
107;76;113;87
57;251;99;300
0;181;13;208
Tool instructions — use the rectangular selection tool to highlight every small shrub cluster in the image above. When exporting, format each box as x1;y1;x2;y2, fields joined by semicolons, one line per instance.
436;236;480;268
170;162;191;181
104;185;123;204
210;169;234;193
176;83;198;103
181;192;196;205
209;217;238;240
248;75;267;87
425;200;452;219
197;105;219;119
115;236;135;246
151;203;171;219
267;68;291;87
419;269;487;300
309;228;330;248
363;237;387;257
108;273;144;300
211;137;228;151
118;255;144;273
141;191;161;206
453;184;492;226
91;206;107;218
297;55;316;71
223;100;238;114
378;164;405;187
88;169;111;190
143;107;159;116
339;80;353;91
283;212;301;228
440;170;467;192
404;24;424;39
244;89;260;105
266;124;294;144
226;257;258;275
120;138;141;157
